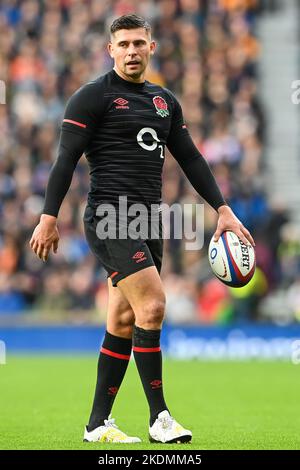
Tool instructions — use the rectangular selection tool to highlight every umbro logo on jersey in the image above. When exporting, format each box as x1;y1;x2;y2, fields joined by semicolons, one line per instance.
114;97;129;109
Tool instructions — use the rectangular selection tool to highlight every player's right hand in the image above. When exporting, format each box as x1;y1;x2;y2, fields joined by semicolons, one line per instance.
29;214;60;262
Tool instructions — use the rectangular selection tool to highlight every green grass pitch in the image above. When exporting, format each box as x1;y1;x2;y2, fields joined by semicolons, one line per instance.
0;356;300;450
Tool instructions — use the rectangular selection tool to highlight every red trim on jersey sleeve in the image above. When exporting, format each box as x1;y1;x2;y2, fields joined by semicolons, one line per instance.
63;119;87;129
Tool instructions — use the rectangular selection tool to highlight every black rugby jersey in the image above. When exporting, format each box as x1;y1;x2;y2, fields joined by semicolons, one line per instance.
43;69;226;216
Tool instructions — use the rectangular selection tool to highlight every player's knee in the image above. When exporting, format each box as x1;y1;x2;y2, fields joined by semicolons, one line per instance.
140;297;166;328
119;309;135;327
112;309;135;337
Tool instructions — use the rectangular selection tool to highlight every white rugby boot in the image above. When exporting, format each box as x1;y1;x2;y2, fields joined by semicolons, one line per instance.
83;415;141;443
149;410;192;444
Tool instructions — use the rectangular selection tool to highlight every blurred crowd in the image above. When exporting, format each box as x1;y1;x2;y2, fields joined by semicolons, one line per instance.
0;0;299;325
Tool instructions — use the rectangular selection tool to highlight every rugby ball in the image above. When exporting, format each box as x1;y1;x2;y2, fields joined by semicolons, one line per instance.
208;231;256;288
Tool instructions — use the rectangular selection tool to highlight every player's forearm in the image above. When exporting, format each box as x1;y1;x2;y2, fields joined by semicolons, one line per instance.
180;155;226;211
42;156;77;217
167;133;226;211
42;130;88;217
40;213;57;225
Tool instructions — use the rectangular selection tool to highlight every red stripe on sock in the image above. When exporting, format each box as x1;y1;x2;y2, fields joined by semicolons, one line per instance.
100;347;131;360
132;346;161;353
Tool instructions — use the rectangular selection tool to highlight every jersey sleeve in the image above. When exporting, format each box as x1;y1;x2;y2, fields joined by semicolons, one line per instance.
166;90;190;153
42;81;104;217
166;91;226;211
61;81;102;137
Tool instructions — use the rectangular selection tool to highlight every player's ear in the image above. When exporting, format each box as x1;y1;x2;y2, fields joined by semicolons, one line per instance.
150;40;156;56
107;41;114;58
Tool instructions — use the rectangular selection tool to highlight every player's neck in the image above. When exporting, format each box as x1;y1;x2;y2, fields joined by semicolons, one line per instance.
113;67;145;84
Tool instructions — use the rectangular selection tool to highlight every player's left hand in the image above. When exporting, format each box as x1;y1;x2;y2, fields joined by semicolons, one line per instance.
214;205;255;247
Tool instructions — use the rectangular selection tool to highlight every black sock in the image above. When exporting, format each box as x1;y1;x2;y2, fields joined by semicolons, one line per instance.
87;331;132;432
133;325;169;426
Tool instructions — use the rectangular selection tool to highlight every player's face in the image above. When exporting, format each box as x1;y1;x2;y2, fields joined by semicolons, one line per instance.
108;28;156;82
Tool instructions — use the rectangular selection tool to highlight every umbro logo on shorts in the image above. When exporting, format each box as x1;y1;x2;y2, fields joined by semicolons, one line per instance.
132;251;147;263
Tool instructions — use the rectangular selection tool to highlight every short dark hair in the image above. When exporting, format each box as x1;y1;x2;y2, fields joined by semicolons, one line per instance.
110;14;151;37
